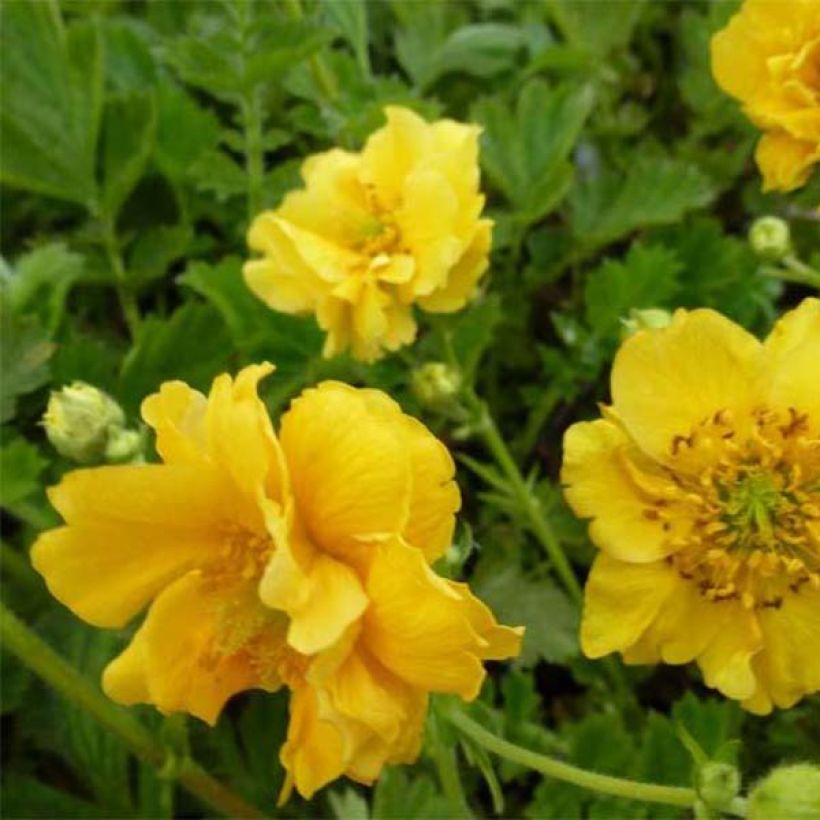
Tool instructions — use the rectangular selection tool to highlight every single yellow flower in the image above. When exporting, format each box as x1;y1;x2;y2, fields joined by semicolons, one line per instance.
711;0;820;192
244;106;492;361
32;365;522;799
562;299;820;714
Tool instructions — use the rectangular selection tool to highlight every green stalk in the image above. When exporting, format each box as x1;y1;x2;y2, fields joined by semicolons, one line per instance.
467;394;583;603
449;709;696;810
241;87;265;220
282;0;339;100
102;218;141;340
432;743;472;819
0;603;267;819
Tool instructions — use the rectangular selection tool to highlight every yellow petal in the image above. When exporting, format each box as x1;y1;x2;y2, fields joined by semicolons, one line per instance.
363;539;520;699
401;415;461;563
418;220;491;314
205;363;287;512
756;130;819;192
103;571;280;725
280;686;346;801
754;586;820;710
360;106;431;206
611;308;763;467
562;419;691;562
580;554;680;659
697;605;762;701
31;465;226;628
279;382;412;562
141;381;208;465
764;297;820;428
259;515;368;655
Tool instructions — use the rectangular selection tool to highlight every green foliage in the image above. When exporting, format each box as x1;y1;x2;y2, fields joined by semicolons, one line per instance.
1;0;811;817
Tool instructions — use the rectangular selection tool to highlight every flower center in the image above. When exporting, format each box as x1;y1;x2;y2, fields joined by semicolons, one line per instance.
639;406;820;609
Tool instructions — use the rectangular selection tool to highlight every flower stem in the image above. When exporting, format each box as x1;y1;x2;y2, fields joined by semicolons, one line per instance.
102;218;141;340
468;394;583;603
0;602;267;819
241;88;264;220
448;708;696;810
432;742;472;819
282;0;338;101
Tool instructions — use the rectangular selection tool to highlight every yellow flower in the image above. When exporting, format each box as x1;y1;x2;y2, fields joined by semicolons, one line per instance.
711;0;820;192
561;299;820;714
244;106;492;361
32;365;522;799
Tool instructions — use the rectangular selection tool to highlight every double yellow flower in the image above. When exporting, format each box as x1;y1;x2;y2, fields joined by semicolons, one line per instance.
32;365;522;799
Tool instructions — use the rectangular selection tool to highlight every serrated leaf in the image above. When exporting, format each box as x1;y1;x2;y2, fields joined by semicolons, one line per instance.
119;302;232;413
473;564;579;666
127;224;191;288
189;149;247;201
180;258;322;374
639;713;692;790
3;243;86;335
671;692;743;760
450;294;503;381
0;1;102;207
571;154;715;247
584;242;681;338
0;438;46;510
372;768;450;820
324;0;371;77
474;80;593;223
548;0;646;54
101;91;158;220
0;302;54;423
101;17;159;93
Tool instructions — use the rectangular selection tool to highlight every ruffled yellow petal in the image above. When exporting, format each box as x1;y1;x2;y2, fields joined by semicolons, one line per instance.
401;415;460;563
752;587;820;712
363;539;521;699
764;297;820;427
611;308;763;467
756;130;820;192
279;382;412;563
280;686;346;802
697;606;762;701
580;554;680;659
259;517;368;656
103;571;282;725
418;220;491;314
562;419;692;562
141;381;208;465
31;465;226;627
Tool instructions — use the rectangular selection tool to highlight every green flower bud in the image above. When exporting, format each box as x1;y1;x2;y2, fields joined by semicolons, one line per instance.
43;382;126;464
748;763;820;820
620;307;673;339
749;216;792;260
412;362;462;409
104;428;144;463
697;762;741;814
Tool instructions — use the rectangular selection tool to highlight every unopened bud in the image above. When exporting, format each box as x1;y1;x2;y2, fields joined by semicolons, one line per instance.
44;382;126;464
104;428;143;463
412;362;462;408
620;307;673;339
697;762;741;814
749;216;791;260
748;763;820;820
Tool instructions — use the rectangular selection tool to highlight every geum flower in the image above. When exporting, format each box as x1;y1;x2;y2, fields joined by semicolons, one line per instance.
562;299;820;714
32;364;522;800
711;0;820;192
244;106;492;362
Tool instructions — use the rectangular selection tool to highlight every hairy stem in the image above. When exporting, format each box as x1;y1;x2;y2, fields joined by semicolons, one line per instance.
0;603;267;819
449;708;697;810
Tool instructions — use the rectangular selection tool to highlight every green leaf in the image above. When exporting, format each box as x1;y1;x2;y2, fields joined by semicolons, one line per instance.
0;302;54;423
329;788;370;820
3;243;86;335
474;80;594;223
571;154;715;247
584;243;681;338
323;0;371;78
449;294;503;382
473;564;579;666
119;302;232;413
100;17;159;93
189;149;247;201
0;1;102;207
127;225;191;288
548;0;646;54
180;258;322;375
638;713;692;790
423;23;526;88
100;91;158;221
0;774;111;819
372;768;450;820
671;692;743;760
0;438;46;510
153;83;221;183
